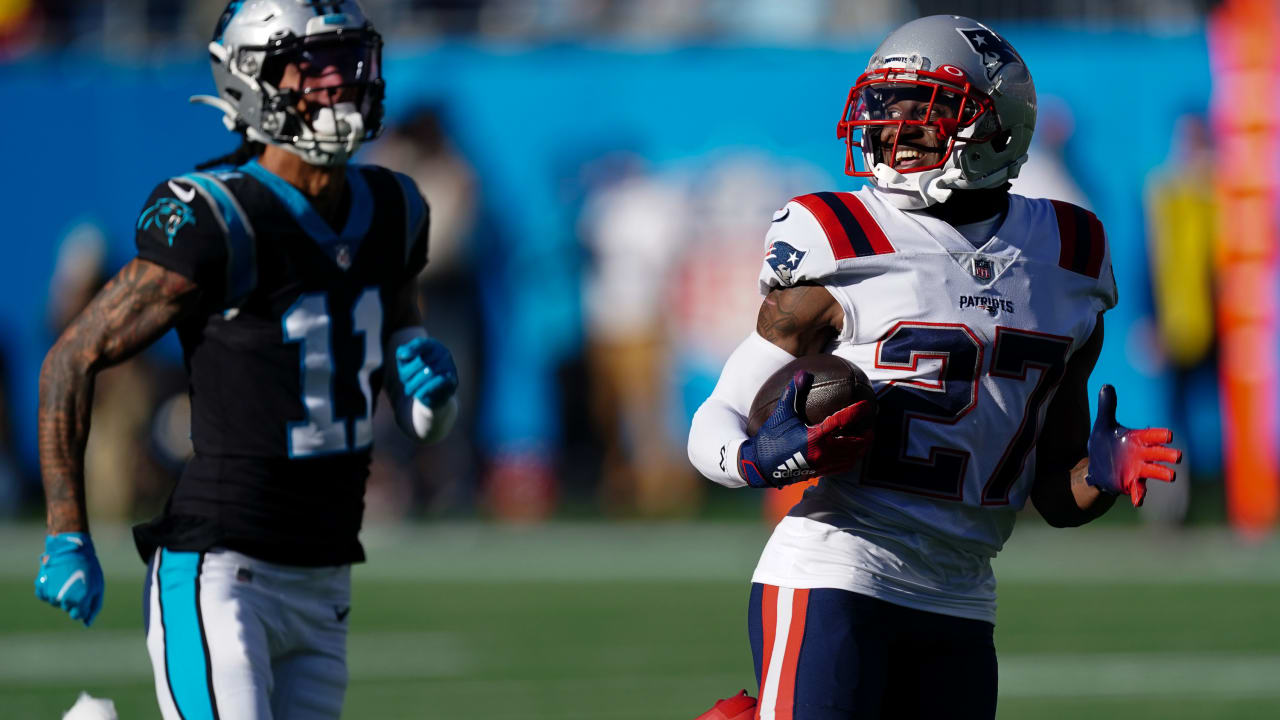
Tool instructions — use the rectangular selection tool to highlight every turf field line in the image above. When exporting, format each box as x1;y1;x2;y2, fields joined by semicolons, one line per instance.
998;652;1280;698
0;630;468;685
2;522;1279;583
348;672;754;720
351;655;1280;700
6;633;1278;702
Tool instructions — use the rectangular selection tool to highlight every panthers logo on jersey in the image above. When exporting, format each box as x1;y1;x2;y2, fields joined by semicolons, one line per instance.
137;197;196;246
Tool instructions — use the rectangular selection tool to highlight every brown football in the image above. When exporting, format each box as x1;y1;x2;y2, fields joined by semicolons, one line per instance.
746;355;877;435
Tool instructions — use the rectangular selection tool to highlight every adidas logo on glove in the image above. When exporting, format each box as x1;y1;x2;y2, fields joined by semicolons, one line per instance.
773;452;815;480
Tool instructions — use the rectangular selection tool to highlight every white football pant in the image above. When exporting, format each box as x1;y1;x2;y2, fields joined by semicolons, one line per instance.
144;548;351;720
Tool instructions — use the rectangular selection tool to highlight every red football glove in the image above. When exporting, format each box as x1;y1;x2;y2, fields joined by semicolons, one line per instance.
1085;385;1182;507
693;690;757;720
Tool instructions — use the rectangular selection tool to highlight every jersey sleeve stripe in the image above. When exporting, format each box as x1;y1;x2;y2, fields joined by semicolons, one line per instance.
793;193;892;260
182;172;258;306
792;193;856;259
1050;200;1105;278
834;193;894;255
1084;212;1106;279
814;192;875;257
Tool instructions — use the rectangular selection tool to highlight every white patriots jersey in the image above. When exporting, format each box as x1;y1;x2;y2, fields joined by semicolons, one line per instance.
751;187;1116;622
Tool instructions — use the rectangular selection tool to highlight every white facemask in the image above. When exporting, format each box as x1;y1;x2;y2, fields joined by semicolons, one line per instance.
292;101;365;166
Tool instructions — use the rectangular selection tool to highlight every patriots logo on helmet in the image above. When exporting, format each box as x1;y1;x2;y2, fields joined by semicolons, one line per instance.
765;241;807;286
956;27;1022;81
137;198;196;246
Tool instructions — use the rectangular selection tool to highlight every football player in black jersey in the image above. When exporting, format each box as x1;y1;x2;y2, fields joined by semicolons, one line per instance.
33;2;458;717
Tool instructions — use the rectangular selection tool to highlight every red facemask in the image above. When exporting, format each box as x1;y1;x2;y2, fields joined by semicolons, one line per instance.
837;66;998;178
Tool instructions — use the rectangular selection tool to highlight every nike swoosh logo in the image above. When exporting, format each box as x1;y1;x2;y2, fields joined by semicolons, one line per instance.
167;180;197;204
771;208;790;223
56;570;86;601
335;606;351;622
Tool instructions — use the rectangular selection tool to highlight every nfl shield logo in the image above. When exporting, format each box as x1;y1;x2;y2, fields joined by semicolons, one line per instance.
973;258;993;281
335;244;352;270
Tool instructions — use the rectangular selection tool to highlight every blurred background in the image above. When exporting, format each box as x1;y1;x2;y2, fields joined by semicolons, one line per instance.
1;0;1278;718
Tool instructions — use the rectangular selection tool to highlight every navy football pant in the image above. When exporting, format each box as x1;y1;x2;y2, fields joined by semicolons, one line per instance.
748;583;997;720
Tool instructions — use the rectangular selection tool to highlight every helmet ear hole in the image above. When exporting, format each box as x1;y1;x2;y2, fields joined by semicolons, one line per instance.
992;131;1011;152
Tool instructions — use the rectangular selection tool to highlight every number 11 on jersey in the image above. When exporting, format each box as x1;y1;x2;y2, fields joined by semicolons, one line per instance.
283;288;383;457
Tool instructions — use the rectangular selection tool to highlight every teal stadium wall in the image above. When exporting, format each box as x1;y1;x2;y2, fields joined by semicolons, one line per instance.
0;29;1213;474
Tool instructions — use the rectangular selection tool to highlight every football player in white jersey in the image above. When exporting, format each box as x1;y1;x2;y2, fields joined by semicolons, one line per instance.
688;15;1181;720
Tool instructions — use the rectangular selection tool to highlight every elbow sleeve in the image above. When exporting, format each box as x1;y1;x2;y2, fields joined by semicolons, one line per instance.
686;332;796;488
688;398;749;488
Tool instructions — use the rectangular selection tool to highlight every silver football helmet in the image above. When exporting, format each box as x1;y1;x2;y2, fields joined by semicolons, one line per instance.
192;0;385;167
837;15;1036;208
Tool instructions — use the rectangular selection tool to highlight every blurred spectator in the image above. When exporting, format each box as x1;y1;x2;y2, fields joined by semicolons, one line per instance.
1010;95;1091;208
3;0;1214;55
607;0;704;39
476;0;610;38
0;0;38;58
707;0;829;42
365;109;477;281
671;152;831;376
0;340;25;517
1141;113;1219;524
362;108;483;519
577;153;696;515
668;152;832;520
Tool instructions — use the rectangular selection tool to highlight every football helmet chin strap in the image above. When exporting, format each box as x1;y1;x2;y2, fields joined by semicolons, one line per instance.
868;125;1030;210
870;162;959;210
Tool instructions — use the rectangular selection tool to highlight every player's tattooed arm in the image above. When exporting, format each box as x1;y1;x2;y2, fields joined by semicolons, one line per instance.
1030;315;1116;527
756;284;843;356
38;259;200;534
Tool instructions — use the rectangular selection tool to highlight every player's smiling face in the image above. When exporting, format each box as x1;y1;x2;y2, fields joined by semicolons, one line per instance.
874;86;961;171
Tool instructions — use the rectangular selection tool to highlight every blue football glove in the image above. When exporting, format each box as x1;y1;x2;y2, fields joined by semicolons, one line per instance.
34;532;104;627
396;337;458;408
738;371;874;488
1086;385;1181;507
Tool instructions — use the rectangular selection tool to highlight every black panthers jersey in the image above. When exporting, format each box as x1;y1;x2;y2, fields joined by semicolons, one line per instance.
131;159;429;566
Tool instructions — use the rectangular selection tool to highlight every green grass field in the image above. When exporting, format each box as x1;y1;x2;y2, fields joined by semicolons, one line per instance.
2;522;1278;719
